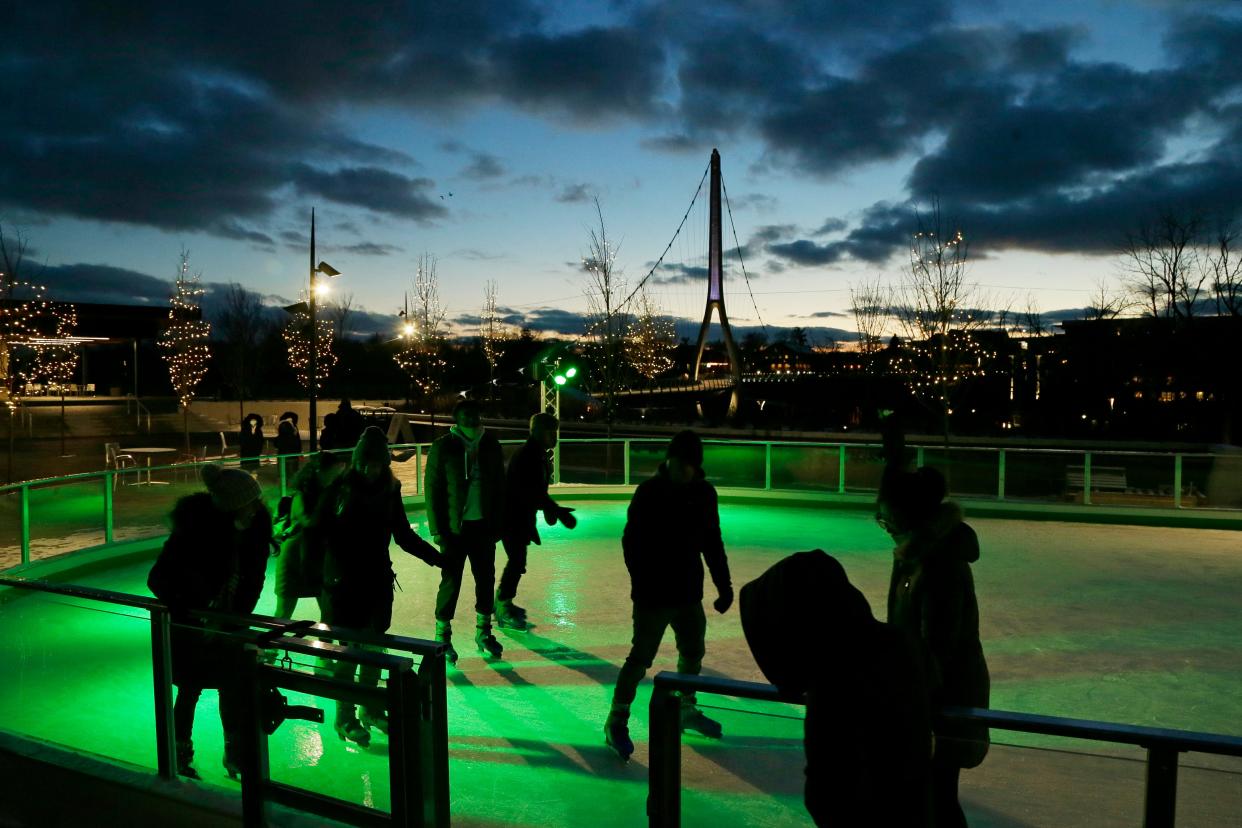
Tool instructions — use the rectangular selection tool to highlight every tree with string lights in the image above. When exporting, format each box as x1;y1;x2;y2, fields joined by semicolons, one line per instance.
159;251;212;452
626;289;675;385
395;253;448;416
283;306;336;391
479;280;509;397
0;223;52;412
33;304;80;457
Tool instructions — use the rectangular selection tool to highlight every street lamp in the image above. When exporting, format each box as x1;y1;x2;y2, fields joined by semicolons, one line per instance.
308;207;340;452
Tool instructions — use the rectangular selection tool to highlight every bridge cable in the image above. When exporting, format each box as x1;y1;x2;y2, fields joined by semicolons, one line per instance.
618;157;711;314
721;172;768;335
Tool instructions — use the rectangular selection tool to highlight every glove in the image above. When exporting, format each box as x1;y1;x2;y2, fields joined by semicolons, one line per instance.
558;507;577;530
712;587;734;614
544;509;559;526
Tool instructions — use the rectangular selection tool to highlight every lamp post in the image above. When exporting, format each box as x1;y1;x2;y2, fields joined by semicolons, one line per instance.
307;208;340;452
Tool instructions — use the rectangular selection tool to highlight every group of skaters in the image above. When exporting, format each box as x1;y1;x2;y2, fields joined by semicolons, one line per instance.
149;399;989;827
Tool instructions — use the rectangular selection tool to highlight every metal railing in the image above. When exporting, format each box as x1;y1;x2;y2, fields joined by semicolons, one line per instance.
0;575;450;828
647;671;1242;828
3;439;1241;569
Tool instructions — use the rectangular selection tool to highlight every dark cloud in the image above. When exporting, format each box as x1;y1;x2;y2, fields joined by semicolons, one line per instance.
814;218;847;236
556;184;595;204
521;307;591;334
767;239;848;267
289;165;447;221
804;310;848;318
461;152;506;180
38;264;173;306
651;263;709;285
341;242;404;256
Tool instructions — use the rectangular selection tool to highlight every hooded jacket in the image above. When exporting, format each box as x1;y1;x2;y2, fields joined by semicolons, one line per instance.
621;463;730;607
318;468;439;594
424;426;505;540
888;500;991;768
741;551;932;827
148;492;271;686
502;437;558;545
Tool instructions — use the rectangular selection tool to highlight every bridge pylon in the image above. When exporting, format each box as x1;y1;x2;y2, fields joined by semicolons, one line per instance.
691;148;742;417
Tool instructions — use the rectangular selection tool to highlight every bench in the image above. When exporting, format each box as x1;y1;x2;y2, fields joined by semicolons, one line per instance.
1066;465;1128;492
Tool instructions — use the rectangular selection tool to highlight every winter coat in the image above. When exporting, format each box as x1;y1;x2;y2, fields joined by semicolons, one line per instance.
424;428;505;541
622;463;731;608
239;416;265;462
148;493;271;687
274;419;302;457
502;437;558;545
318;468;439;598
887;501;991;768
275;464;333;599
741;550;932;828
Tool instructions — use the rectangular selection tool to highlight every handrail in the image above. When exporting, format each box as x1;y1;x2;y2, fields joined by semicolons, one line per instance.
648;671;1242;828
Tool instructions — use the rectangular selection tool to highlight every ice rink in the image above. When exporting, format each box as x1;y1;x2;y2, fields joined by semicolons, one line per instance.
2;498;1240;826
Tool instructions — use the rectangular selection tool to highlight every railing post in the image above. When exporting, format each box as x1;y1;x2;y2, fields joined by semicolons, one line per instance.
1173;454;1183;509
415;445;423;496
1084;452;1093;506
424;648;450;827
103;472;114;544
1143;746;1179;828
240;647;270;828
149;606;177;780
624;439;632;486
997;449;1006;501
388;665;423;828
19;484;30;565
279;456;288;497
648;681;682;827
837;444;846;494
764;443;772;491
916;445;925;468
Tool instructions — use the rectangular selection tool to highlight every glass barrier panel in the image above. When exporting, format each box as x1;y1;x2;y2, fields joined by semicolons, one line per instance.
1003;449;1084;502
112;468;200;544
0;487;25;569
27;477;107;561
0;591;157;770
628;440;667;481
770;444;841;492
672;700;820;827
1182;454;1242;510
1088;452;1179;509
558;441;626;484
701;442;766;488
921;447;999;499
389;446;422;494
958;740;1145;827
1174;752;1242;827
842;444;887;493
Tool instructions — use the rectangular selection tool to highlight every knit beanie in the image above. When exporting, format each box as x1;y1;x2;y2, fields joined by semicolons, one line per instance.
201;464;262;512
353;426;390;468
666;429;703;467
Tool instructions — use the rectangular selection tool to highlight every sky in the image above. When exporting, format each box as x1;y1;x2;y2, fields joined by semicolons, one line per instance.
4;0;1242;344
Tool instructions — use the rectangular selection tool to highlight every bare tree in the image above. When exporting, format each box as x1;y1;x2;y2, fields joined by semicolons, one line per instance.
891;201;992;435
626;289;676;384
324;291;356;339
217;283;269;421
1121;209;1209;320
1084;277;1128;321
849;274;889;356
1208;218;1242;317
479;280;508;392
395;253;448;414
1022;294;1047;336
582;197;628;431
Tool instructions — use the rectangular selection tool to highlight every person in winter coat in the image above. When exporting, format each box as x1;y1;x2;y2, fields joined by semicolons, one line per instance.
424;399;506;664
605;430;733;762
273;451;345;620
495;412;577;630
740;550;933;827
333;399;366;450
239;413;265;471
316;426;441;746
878;411;990;828
274;411;302;478
147;464;271;780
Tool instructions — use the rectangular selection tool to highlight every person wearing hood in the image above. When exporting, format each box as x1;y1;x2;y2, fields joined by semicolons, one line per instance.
878;411;990;828
239;413;265;471
495;412;577;630
605;430;733;762
741;550;932;826
274;411;302;478
317;426;441;746
424;399;506;664
147;464;271;780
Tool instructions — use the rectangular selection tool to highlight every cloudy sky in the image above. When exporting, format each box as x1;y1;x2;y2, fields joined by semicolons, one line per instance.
4;1;1242;341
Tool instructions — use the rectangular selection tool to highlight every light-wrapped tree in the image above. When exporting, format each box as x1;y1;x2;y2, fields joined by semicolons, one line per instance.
160;252;212;452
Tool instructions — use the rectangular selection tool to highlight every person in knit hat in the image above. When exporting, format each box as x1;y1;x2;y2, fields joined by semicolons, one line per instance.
147;464;271;780
316;426;441;746
424;399;506;665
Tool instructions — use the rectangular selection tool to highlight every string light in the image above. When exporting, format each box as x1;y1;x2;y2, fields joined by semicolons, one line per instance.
159;255;211;408
283;304;336;390
625;290;676;381
0;272;53;409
